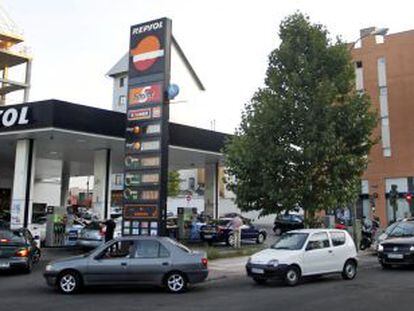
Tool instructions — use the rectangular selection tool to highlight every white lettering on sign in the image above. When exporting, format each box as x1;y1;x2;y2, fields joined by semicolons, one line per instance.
0;106;30;128
132;21;164;35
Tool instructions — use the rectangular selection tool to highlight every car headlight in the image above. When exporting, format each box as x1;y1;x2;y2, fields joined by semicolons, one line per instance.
378;244;384;252
45;264;55;272
267;259;279;267
410;246;414;252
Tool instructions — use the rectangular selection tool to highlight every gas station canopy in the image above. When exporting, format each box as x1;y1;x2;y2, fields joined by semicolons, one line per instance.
0;99;229;181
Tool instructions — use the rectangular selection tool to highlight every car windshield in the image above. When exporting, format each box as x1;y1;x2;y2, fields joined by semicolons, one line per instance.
271;232;309;250
85;222;101;230
217;219;231;226
385;222;399;235
388;222;414;237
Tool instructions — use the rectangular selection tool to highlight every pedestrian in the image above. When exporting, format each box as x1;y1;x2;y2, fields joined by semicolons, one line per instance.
231;215;243;249
102;218;116;243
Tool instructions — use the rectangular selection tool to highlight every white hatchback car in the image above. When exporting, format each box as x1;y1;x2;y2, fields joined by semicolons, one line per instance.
246;229;357;286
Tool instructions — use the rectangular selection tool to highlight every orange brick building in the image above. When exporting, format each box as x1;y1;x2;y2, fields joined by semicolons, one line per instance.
351;27;414;226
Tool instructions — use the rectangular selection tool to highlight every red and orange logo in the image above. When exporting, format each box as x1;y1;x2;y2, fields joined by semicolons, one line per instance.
129;83;162;106
131;35;164;72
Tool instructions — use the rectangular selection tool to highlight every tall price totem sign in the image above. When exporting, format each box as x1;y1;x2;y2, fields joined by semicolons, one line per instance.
122;18;172;237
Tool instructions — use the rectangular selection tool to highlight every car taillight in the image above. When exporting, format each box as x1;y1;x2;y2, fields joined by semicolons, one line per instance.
0;238;9;243
201;258;208;268
16;248;29;257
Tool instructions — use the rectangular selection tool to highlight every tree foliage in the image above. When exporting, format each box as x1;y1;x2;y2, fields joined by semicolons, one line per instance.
224;12;377;217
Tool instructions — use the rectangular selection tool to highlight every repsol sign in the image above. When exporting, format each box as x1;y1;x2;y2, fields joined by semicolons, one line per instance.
0;106;30;128
131;20;163;35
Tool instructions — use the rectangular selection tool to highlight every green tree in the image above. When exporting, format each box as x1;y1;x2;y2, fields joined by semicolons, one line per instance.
224;13;377;219
168;171;181;197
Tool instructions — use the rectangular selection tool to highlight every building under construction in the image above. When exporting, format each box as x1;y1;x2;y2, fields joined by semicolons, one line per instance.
0;5;31;105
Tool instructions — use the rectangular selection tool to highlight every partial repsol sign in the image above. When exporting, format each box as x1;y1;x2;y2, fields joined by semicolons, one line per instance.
131;20;164;35
0;106;30;128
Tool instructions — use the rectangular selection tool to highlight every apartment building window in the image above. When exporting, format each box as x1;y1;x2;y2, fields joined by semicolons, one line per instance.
377;57;391;157
119;95;126;107
119;77;125;88
355;61;364;91
377;57;387;87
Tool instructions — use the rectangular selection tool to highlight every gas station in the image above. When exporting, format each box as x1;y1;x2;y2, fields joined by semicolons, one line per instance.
0;99;228;240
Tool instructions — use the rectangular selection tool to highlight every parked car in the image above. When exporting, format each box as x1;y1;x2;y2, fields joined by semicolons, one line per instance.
76;221;105;248
374;218;414;251
0;227;41;273
77;220;121;248
377;220;414;268
273;213;304;235
44;236;208;294
246;229;358;286
200;218;267;246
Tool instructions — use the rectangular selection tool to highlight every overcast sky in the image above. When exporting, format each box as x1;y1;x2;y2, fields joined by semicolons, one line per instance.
3;0;414;134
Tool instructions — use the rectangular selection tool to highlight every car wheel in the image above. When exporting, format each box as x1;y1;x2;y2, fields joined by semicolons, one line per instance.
274;228;282;236
381;262;392;270
165;272;188;293
256;233;265;244
342;260;357;280
284;266;300;286
226;234;235;247
58;271;82;294
253;277;267;285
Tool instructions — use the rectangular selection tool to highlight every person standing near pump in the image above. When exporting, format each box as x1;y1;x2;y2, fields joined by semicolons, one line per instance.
102;218;116;243
231;216;243;249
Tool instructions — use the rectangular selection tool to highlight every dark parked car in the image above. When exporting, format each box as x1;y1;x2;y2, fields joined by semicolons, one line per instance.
44;236;208;294
273;214;304;235
0;228;41;273
377;220;414;268
200;218;267;246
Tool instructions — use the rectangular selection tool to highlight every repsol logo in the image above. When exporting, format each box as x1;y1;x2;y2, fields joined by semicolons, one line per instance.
0;106;30;128
132;20;163;35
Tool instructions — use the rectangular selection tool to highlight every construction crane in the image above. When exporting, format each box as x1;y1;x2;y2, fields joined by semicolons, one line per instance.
0;3;31;105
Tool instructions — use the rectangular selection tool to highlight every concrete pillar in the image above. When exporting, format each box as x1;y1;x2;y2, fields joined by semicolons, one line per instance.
204;162;219;219
92;149;111;220
10;139;36;229
23;59;32;103
60;161;70;207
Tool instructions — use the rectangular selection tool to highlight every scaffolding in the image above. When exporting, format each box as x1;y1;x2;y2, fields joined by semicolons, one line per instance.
0;4;31;105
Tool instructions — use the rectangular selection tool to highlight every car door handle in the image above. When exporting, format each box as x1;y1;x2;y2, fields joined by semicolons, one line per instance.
162;262;169;266
328;250;333;253
121;262;128;266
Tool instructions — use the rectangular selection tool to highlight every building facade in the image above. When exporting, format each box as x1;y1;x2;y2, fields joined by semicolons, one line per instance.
352;28;414;225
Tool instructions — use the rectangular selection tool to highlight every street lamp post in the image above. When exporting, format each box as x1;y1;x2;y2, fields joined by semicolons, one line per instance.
348;27;389;51
349;27;388;249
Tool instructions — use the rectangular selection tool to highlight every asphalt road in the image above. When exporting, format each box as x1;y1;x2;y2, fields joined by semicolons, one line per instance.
1;254;414;311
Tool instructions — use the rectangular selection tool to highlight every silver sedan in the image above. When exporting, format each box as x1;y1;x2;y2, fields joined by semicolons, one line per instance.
44;236;208;294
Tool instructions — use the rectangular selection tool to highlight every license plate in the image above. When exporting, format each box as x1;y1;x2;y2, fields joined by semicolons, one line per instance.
204;235;212;239
0;262;10;269
251;268;264;274
388;254;403;259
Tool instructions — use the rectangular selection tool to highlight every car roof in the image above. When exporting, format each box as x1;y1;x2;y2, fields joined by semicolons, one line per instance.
116;236;171;242
289;228;347;234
